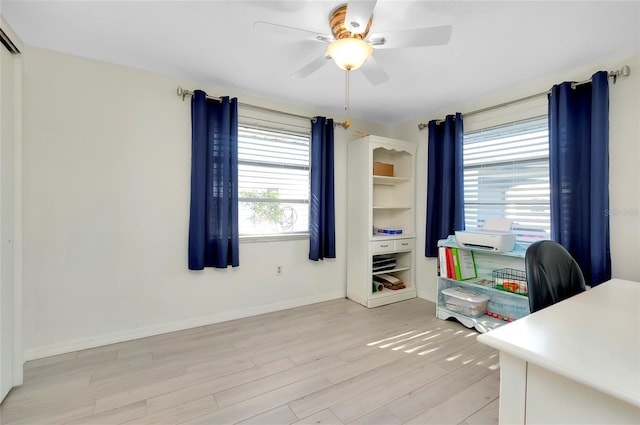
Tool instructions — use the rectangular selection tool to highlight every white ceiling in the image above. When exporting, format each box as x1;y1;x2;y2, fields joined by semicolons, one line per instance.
2;1;639;125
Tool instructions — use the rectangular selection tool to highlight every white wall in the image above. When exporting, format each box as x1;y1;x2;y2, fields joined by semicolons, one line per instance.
21;46;390;359
0;15;25;397
393;53;640;302
21;45;640;359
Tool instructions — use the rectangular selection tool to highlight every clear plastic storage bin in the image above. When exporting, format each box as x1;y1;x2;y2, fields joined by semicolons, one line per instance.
441;287;490;317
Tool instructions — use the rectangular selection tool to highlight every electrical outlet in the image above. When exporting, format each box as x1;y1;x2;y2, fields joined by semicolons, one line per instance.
276;265;283;276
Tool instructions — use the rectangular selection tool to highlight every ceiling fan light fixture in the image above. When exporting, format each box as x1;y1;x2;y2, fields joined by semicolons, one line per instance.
327;37;372;71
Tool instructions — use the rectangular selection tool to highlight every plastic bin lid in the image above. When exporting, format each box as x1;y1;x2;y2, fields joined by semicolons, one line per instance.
441;287;490;303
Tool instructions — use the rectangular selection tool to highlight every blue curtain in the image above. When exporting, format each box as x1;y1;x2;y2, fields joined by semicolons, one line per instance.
425;113;464;257
309;117;336;261
188;90;239;269
548;71;610;286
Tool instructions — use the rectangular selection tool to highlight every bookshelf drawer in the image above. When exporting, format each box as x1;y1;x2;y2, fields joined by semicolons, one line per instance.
371;240;394;253
395;238;415;251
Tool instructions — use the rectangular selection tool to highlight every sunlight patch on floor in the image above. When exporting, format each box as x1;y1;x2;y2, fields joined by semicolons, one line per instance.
367;330;416;346
364;325;498;375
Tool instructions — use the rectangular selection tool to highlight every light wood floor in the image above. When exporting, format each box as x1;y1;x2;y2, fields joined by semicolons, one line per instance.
0;298;500;425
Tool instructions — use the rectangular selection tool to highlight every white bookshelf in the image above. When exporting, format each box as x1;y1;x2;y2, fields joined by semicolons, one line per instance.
347;135;417;308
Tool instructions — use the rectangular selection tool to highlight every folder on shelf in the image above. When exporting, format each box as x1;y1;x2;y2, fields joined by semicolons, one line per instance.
445;248;455;278
438;247;448;278
452;248;477;280
372;255;396;272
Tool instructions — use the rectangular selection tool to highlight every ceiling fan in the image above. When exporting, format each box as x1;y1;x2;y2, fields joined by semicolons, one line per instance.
254;0;452;86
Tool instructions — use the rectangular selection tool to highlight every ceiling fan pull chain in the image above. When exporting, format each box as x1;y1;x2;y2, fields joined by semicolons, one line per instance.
344;69;350;116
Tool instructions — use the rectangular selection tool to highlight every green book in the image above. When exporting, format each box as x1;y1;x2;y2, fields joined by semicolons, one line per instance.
452;248;477;280
450;248;460;280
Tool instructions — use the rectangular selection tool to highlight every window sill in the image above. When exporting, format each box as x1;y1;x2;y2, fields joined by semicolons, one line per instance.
240;233;309;243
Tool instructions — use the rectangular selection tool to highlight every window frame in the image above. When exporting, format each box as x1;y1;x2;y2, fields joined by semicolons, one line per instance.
236;114;311;243
462;115;551;246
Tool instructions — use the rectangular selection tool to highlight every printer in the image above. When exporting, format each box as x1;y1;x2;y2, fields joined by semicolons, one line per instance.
455;218;516;252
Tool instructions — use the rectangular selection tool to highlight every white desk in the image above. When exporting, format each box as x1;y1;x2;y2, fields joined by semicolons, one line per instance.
477;279;640;424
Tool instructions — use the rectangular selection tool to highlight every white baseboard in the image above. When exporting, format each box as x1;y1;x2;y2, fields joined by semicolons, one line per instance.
24;290;346;361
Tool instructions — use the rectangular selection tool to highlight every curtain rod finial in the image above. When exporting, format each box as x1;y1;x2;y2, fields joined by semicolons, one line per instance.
177;86;187;101
610;65;631;84
621;65;631;77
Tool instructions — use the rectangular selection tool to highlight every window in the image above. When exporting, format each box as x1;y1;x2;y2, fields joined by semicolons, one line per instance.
463;116;550;245
238;124;310;237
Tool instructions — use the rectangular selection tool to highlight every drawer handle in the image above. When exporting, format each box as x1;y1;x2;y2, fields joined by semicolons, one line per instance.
400;242;409;246
380;244;389;248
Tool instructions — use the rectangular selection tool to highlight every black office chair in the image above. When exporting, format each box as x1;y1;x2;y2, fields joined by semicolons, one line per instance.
525;240;586;313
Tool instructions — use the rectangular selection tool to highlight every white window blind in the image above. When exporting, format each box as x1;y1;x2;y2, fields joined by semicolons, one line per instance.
238;124;310;236
463;116;550;245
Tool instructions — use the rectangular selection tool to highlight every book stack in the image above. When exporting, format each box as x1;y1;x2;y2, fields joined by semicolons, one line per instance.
373;273;406;290
438;246;477;280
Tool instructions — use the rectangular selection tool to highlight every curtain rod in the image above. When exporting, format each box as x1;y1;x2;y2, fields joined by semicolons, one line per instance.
417;65;631;131
176;87;350;129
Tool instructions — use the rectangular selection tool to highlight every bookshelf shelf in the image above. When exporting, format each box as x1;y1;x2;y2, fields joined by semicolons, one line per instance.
372;266;411;276
371;234;415;241
369;286;415;304
372;206;411;210
372;176;411;186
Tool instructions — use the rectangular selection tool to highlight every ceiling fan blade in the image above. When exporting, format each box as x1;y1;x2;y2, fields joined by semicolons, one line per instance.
345;0;378;34
291;55;332;79
370;25;452;49
254;21;332;43
360;56;389;86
